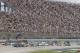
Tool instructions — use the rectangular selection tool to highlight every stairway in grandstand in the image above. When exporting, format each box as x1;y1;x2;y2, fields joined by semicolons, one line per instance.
0;1;15;13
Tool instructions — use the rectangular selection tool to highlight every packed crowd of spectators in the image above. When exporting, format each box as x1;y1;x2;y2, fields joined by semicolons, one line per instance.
0;0;80;38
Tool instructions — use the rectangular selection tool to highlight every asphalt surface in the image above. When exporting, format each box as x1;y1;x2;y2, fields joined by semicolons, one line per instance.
0;46;80;53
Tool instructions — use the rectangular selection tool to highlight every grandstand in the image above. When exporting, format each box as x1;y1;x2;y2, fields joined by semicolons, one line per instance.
0;0;80;39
